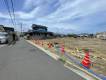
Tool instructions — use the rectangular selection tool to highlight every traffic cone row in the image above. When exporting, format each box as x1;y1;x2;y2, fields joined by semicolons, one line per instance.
32;39;45;47
31;39;91;69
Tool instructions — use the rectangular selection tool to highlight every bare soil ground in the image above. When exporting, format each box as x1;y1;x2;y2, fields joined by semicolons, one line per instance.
31;37;106;76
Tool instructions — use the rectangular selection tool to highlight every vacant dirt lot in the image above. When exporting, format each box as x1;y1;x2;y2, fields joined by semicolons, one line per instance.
31;37;106;76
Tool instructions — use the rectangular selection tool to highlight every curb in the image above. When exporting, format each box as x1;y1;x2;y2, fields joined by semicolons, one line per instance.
26;40;101;80
65;61;101;80
26;40;60;60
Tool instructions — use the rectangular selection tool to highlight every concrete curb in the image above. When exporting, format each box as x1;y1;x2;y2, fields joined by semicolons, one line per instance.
65;61;101;80
26;40;60;60
26;40;101;80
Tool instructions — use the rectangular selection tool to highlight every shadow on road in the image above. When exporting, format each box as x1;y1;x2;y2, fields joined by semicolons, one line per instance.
7;41;17;46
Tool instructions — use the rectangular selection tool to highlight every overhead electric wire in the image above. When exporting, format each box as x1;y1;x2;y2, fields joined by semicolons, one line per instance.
10;0;16;25
3;0;15;26
2;0;15;27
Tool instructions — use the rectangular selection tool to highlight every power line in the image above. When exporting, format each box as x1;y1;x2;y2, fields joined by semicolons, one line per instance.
10;0;16;25
10;0;20;31
20;23;23;33
2;0;15;27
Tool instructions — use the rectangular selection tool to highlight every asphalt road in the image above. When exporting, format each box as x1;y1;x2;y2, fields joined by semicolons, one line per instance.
0;39;84;80
0;44;6;48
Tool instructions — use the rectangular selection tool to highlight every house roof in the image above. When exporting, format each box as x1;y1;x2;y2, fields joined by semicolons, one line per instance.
0;25;14;32
32;24;47;29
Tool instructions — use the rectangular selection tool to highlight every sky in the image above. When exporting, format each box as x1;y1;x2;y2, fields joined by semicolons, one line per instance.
0;0;106;34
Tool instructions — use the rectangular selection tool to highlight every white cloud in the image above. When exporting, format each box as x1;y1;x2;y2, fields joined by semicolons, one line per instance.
43;0;106;21
31;0;106;33
23;0;44;9
0;13;10;19
21;0;60;19
1;0;106;33
15;7;40;19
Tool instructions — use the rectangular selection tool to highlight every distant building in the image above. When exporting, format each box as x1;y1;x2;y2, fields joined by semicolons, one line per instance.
26;24;53;39
0;25;14;32
0;25;5;32
77;33;89;37
96;32;106;40
77;33;95;38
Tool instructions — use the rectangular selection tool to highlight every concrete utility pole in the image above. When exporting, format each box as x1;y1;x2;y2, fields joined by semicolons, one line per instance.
20;23;22;34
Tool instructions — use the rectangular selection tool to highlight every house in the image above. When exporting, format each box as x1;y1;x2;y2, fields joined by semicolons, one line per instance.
77;33;95;38
78;33;89;37
96;32;106;40
0;25;14;32
26;24;54;39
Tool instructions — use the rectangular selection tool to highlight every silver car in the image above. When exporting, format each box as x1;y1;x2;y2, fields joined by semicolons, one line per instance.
0;32;9;44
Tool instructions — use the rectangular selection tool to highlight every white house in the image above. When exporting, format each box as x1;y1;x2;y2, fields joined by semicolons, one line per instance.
96;32;106;40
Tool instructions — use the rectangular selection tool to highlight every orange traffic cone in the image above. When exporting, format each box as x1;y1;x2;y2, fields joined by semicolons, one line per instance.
42;41;44;46
47;43;52;48
81;52;91;68
61;45;65;55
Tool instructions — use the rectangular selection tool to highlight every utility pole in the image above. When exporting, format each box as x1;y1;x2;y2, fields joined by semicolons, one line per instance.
20;23;23;37
20;23;22;34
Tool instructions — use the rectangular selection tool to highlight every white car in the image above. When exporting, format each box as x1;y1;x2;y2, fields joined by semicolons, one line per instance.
0;32;9;44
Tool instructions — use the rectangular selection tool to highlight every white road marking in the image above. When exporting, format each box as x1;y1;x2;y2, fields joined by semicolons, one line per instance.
64;64;95;80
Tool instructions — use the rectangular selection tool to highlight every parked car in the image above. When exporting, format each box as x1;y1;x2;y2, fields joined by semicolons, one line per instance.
0;32;9;44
